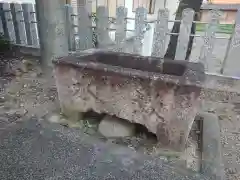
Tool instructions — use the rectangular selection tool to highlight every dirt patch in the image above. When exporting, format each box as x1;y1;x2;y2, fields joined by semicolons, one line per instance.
0;56;60;125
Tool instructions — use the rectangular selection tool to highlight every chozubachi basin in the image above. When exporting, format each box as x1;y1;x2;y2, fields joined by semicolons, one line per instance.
53;50;205;151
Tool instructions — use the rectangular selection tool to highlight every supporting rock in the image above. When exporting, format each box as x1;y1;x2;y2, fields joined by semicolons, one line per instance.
35;0;68;69
98;115;135;138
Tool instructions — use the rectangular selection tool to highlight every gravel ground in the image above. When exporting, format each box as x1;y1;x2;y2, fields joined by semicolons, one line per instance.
202;100;240;180
0;55;239;179
0;56;60;128
0;117;209;180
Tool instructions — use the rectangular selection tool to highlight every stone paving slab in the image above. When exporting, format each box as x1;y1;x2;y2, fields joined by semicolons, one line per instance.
0;118;210;180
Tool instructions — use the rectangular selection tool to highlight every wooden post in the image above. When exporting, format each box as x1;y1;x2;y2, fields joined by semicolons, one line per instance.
35;0;68;68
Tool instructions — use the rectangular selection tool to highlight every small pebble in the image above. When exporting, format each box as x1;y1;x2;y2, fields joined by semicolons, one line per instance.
23;109;28;115
30;72;38;78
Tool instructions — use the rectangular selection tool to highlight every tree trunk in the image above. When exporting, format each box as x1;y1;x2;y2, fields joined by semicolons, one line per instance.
164;0;203;60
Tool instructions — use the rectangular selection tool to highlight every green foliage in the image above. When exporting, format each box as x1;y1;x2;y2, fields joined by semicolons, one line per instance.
0;33;11;54
196;23;234;34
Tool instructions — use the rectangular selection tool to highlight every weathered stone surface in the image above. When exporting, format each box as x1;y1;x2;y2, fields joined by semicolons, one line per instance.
98;115;135;138
53;50;205;151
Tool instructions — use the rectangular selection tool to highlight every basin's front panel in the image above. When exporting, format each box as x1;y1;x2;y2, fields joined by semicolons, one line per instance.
54;63;202;151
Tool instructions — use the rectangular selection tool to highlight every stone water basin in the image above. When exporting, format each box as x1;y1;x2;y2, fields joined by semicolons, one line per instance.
53;50;205;151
